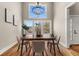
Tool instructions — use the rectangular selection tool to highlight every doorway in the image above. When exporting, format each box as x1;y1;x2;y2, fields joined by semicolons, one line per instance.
66;2;79;47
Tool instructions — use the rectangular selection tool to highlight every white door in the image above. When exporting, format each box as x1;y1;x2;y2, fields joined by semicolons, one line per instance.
70;16;79;44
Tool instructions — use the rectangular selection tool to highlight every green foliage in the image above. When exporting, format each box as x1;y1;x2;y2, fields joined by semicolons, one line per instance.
22;24;29;30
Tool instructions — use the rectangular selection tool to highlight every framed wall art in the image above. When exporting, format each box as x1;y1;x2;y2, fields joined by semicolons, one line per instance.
13;15;17;26
5;8;13;23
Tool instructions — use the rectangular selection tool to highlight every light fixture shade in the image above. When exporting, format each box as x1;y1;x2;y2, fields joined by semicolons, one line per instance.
29;3;47;18
32;5;45;15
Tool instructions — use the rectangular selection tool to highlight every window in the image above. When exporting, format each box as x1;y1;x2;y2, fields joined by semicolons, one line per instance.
24;20;51;36
24;20;33;34
43;22;50;33
29;4;47;19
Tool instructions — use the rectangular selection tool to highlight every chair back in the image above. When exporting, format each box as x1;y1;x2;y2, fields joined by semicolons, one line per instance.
51;33;54;37
57;36;61;44
32;41;45;53
16;36;21;44
54;35;57;39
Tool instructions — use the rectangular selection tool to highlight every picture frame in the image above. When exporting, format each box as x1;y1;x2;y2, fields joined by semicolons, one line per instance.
5;8;12;23
13;15;17;26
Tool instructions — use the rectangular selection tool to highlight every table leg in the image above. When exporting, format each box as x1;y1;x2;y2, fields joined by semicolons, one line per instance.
52;40;56;56
20;40;24;56
50;44;52;52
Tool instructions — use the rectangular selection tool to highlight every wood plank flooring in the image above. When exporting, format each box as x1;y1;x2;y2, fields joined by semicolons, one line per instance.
1;44;79;56
70;45;79;54
1;44;62;56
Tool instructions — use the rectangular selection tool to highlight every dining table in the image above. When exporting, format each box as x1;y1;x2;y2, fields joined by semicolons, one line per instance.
20;37;56;56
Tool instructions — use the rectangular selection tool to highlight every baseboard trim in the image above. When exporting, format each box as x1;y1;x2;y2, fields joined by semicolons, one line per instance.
59;42;79;56
59;43;73;56
0;41;17;55
70;44;79;47
59;42;68;48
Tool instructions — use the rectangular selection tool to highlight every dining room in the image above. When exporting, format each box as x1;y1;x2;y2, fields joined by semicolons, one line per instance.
0;2;78;56
18;2;59;56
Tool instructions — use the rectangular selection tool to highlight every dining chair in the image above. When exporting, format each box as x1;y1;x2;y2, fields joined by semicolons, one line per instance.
49;36;61;55
16;36;30;52
32;41;45;56
47;33;56;48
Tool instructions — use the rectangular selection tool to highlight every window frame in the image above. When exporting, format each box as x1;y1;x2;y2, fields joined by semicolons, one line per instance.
24;20;52;37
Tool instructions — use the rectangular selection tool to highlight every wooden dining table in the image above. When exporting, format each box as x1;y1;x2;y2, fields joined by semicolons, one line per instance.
20;37;56;56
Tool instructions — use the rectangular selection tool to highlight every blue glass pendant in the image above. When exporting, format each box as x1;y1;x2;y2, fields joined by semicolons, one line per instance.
32;5;45;15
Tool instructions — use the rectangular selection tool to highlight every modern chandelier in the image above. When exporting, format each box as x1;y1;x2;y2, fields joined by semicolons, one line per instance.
32;2;45;15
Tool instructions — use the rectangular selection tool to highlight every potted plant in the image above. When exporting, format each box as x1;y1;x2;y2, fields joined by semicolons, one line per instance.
22;24;29;37
35;23;42;37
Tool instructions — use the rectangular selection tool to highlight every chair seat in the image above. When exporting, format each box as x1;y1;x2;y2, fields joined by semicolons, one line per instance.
49;42;57;45
48;40;57;44
32;42;45;53
23;42;29;45
19;41;29;45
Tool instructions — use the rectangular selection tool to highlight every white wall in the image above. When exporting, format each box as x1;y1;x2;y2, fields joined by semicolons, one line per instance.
53;2;71;48
0;2;22;53
70;2;79;15
53;2;67;47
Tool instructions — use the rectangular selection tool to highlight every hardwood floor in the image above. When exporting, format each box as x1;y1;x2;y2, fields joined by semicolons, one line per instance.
70;45;79;53
1;44;79;56
1;44;62;56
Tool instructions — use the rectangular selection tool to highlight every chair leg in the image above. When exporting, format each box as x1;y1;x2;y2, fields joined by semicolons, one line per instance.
33;51;35;56
48;43;50;49
57;45;61;54
17;44;20;51
25;45;27;52
42;51;44;56
29;43;31;48
50;44;52;52
47;42;49;48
